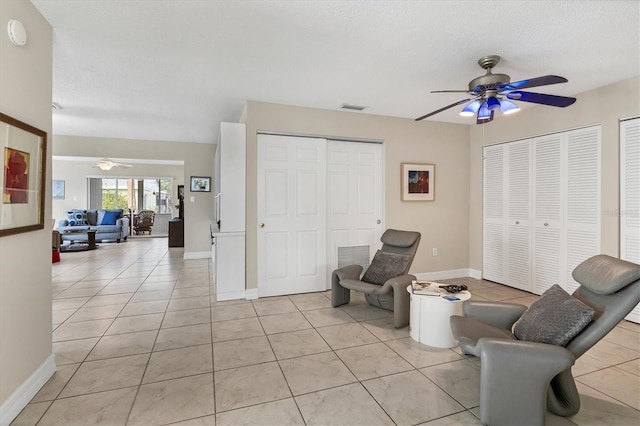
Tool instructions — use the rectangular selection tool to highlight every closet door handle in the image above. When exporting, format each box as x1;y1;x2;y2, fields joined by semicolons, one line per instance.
544;223;549;226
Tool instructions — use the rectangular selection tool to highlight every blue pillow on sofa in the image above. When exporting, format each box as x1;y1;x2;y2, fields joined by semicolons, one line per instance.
100;210;121;225
66;210;88;226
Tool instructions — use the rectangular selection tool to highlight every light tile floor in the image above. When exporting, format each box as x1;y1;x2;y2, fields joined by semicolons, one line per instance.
11;238;640;425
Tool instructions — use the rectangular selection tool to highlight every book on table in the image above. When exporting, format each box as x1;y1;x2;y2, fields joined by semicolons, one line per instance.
411;280;443;296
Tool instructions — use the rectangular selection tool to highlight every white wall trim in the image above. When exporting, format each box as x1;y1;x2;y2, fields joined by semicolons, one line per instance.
0;354;56;426
414;268;482;281
244;288;259;300
468;268;482;279
216;290;247;302
183;251;211;260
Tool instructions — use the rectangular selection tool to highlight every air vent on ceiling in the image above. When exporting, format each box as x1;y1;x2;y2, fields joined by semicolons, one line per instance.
341;103;367;111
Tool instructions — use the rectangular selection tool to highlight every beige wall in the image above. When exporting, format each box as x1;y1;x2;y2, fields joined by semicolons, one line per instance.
53;135;215;254
0;0;53;410
468;76;640;271
244;101;471;289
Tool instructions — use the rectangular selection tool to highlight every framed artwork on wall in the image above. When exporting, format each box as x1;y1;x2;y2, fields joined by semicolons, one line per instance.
52;179;65;199
401;163;435;201
0;112;47;237
190;176;211;192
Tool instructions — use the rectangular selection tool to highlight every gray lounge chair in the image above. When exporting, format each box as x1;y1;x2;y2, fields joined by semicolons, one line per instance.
331;229;421;328
450;254;640;425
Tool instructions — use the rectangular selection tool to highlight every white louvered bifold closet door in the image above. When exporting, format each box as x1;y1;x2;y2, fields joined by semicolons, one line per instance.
483;144;505;283
621;117;640;323
483;126;601;295
532;133;563;294
506;140;532;291
564;127;601;294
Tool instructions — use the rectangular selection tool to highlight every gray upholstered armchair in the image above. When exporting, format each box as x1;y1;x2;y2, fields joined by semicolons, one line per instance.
331;229;421;328
450;255;640;426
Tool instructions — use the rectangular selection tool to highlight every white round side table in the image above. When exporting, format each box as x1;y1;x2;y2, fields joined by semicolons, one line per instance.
407;285;471;348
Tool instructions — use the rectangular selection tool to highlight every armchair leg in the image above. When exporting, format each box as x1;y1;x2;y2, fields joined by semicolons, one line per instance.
478;338;574;426
331;271;350;307
392;284;410;328
547;368;581;417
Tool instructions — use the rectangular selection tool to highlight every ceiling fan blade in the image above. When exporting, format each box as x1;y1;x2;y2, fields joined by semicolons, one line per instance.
499;75;568;91
114;163;133;168
415;98;472;121
506;91;576;107
477;110;494;124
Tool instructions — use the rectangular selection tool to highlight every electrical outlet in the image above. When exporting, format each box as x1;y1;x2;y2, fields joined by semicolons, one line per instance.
432;248;438;256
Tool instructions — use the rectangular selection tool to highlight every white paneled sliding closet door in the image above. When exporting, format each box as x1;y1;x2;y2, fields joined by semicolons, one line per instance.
257;135;327;297
326;141;384;286
621;117;640;323
257;135;385;297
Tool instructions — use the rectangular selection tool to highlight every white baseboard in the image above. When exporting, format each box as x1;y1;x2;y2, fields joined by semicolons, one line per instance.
0;354;56;426
244;288;259;300
216;290;247;301
469;268;482;279
183;251;212;260
414;268;482;281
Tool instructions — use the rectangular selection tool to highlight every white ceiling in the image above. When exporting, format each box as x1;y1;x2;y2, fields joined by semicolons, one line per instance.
31;0;640;144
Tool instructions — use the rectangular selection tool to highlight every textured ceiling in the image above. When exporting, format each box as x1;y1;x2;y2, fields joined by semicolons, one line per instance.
31;0;640;144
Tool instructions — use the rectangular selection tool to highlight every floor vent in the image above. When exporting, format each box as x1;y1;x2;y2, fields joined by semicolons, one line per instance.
337;245;370;270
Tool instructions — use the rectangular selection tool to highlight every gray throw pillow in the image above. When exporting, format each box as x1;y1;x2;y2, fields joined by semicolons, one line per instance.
361;250;412;285
513;284;595;346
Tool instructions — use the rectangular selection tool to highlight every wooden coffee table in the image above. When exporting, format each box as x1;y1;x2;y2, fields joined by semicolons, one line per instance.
60;229;97;251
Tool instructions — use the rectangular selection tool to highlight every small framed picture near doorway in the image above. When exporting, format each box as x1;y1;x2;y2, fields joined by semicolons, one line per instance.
190;176;211;192
401;163;435;201
52;179;65;199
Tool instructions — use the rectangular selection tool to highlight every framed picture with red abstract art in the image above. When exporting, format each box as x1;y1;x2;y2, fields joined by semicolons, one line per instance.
401;163;435;201
0;112;47;237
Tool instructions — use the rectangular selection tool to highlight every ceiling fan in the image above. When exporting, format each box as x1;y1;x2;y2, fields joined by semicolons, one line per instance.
93;159;133;171
416;55;577;124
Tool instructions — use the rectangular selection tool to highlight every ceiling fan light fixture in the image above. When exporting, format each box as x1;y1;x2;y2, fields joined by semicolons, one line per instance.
486;96;501;110
460;100;481;117
499;99;520;114
477;102;491;120
416;55;575;124
97;160;114;171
